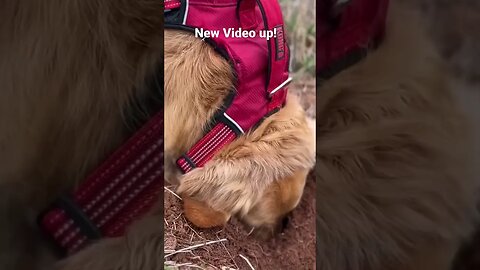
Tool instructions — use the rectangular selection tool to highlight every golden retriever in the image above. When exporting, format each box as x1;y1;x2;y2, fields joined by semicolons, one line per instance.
163;28;316;238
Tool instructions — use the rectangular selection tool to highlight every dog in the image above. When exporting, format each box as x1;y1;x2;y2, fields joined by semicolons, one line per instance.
164;28;315;238
316;2;478;270
0;1;164;269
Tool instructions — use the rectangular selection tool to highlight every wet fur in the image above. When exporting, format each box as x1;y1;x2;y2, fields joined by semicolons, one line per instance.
316;3;478;270
0;1;163;269
164;29;315;234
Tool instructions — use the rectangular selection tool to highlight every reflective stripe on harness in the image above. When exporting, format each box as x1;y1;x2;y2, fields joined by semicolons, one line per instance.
38;111;164;256
177;122;237;173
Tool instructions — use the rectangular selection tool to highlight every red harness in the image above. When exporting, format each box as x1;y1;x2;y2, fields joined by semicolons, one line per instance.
165;0;291;174
37;0;390;256
318;0;389;79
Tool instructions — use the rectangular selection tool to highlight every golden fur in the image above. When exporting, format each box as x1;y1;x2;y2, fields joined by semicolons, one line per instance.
316;3;478;270
164;29;315;236
0;1;164;269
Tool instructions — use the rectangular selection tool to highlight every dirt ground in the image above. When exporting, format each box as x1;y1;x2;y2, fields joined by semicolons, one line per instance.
163;78;316;270
164;172;315;269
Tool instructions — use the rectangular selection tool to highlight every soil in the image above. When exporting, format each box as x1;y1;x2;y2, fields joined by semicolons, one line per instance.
164;172;316;270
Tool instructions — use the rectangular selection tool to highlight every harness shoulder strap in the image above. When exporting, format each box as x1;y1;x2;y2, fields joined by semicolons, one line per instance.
240;0;291;110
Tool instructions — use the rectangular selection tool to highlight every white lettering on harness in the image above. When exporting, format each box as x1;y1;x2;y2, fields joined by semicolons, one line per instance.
195;28;220;39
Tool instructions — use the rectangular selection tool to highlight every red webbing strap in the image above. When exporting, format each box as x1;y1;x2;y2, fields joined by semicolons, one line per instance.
176;122;237;174
239;0;290;104
39;111;164;255
165;0;181;10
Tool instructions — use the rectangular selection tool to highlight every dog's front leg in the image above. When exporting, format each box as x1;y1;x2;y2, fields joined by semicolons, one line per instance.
176;119;315;215
55;203;163;270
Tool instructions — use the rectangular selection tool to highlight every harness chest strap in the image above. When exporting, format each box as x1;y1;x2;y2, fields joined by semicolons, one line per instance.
39;111;164;255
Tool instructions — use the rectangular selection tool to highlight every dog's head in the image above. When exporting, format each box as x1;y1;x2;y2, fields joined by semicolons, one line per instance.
240;170;308;240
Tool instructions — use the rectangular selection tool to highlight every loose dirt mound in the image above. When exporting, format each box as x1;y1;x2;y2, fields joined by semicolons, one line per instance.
164;172;316;269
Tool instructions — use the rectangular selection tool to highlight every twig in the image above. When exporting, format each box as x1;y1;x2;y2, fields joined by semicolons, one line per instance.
165;186;182;200
239;254;255;270
185;266;206;269
185;222;204;240
165;239;228;258
220;236;239;270
165;261;206;270
174;212;183;221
